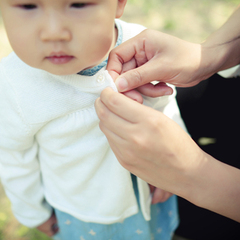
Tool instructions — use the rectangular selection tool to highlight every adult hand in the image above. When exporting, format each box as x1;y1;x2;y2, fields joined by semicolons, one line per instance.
37;212;59;237
108;5;240;96
95;88;240;222
107;29;212;96
95;87;202;195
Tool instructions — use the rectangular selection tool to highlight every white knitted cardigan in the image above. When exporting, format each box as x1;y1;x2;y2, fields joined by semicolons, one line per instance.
0;19;186;227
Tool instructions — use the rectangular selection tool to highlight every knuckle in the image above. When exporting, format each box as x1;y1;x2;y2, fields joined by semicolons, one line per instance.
97;107;108;120
98;122;104;132
131;134;147;152
107;92;121;109
117;146;138;167
131;69;143;86
120;158;131;169
98;122;107;134
120;154;137;170
147;113;162;129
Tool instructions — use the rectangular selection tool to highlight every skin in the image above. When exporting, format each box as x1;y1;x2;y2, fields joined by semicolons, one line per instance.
95;5;240;222
0;0;126;75
0;0;125;235
0;0;173;236
95;88;240;222
37;212;59;237
106;5;240;94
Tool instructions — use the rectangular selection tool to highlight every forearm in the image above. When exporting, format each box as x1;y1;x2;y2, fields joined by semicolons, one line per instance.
200;5;240;77
180;150;240;222
173;7;240;219
95;88;240;222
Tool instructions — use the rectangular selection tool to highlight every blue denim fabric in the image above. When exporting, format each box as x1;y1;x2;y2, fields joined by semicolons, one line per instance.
52;175;179;240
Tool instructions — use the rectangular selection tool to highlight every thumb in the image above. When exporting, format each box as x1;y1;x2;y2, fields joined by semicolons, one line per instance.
115;61;161;92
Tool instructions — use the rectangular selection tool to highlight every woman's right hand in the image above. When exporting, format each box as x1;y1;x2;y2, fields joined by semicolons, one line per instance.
107;29;215;96
107;5;240;97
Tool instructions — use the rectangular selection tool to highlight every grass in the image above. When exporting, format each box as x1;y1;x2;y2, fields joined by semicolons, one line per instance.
0;0;239;239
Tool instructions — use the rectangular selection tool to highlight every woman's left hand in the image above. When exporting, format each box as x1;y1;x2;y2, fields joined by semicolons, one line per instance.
95;87;202;197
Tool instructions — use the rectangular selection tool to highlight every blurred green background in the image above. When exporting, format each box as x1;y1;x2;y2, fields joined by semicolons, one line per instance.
0;0;239;239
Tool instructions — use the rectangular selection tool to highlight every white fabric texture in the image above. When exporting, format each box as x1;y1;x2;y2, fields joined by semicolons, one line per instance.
218;64;240;78
0;19;187;227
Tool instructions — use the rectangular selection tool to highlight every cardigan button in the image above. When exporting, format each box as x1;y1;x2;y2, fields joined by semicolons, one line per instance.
97;75;105;83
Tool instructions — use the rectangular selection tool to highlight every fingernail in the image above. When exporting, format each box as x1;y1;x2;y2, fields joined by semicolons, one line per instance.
115;77;128;91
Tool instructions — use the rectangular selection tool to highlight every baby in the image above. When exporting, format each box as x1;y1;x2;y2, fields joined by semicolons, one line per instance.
0;0;186;239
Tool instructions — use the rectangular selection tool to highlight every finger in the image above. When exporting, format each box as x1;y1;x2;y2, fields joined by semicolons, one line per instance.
114;59;164;92
99;121;124;143
107;38;138;81
137;82;173;97
97;115;133;167
123;90;143;104
122;57;137;73
99;87;149;122
95;96;134;138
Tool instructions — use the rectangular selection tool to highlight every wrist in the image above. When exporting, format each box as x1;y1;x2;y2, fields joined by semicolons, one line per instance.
200;38;240;76
200;5;240;77
195;42;227;82
180;150;240;222
173;145;209;202
181;151;216;205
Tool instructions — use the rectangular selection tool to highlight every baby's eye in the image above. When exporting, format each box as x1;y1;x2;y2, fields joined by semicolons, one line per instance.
70;3;87;8
19;4;37;10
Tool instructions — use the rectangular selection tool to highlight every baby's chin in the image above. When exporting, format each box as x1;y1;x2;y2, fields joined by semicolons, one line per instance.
41;60;106;76
40;68;78;76
24;56;107;76
34;65;85;76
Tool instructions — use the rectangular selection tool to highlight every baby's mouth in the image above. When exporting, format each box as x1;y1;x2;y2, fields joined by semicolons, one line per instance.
46;52;74;64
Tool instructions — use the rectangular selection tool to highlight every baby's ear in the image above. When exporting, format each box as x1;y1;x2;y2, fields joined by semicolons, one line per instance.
116;0;127;18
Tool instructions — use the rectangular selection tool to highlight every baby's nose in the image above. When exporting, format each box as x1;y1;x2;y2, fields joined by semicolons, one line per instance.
40;14;71;42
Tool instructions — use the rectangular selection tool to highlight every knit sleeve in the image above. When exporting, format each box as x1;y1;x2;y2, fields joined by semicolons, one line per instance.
0;65;52;228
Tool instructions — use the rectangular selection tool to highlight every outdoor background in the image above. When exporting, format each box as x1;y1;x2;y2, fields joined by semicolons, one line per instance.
0;0;239;239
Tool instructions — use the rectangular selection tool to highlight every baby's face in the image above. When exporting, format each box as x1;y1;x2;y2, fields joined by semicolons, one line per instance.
0;0;126;75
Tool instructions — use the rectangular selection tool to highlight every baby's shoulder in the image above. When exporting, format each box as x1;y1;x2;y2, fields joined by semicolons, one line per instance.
0;53;50;126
